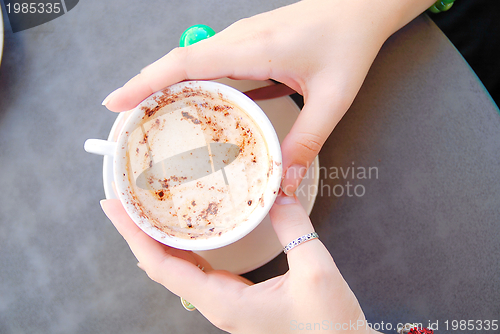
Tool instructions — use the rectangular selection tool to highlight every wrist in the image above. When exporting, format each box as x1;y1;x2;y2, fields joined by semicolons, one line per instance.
385;0;438;33
321;0;438;46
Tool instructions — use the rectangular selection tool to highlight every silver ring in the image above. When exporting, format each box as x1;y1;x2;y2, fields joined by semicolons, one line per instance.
283;232;319;254
180;264;204;311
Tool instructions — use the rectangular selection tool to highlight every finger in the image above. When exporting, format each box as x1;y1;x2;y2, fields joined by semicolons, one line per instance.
101;199;249;312
269;191;332;272
104;26;273;112
100;199;234;302
280;80;352;196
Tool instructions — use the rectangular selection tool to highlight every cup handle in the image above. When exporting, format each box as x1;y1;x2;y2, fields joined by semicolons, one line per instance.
84;139;117;156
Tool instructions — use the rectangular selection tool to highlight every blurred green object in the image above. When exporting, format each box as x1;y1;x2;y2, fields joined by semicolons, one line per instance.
179;24;216;47
429;0;455;13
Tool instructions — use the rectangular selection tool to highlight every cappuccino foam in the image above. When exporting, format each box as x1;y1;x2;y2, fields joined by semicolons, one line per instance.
124;85;272;240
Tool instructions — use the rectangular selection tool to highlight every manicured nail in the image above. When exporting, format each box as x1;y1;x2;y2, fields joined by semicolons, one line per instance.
101;87;122;106
100;199;111;217
281;164;307;196
274;190;297;205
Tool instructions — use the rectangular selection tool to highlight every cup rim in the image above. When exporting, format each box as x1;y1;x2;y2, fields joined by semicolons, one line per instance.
112;80;282;251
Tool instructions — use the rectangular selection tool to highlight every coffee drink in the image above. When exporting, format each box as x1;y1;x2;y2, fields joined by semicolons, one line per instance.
122;82;274;240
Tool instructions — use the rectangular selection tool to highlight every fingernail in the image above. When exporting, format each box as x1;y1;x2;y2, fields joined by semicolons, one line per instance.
281;164;307;196
102;87;122;106
100;199;110;217
274;190;297;205
137;262;146;271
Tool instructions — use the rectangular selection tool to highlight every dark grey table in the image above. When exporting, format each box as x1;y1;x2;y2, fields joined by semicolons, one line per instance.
1;1;498;333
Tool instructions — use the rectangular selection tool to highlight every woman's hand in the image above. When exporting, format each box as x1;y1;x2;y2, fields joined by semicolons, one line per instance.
102;0;435;195
101;193;378;334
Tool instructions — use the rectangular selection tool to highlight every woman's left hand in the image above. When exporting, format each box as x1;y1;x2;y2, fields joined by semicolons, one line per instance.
101;192;376;334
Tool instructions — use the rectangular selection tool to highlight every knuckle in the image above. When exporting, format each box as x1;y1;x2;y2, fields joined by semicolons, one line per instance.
144;267;162;284
142;257;170;285
228;17;275;51
302;265;336;287
293;132;324;155
211;317;237;332
168;46;189;64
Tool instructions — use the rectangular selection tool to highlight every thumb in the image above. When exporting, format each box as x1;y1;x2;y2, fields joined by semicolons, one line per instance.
280;83;350;195
269;191;332;272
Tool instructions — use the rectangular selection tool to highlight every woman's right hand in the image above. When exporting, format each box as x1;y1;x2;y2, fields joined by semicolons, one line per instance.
103;0;435;195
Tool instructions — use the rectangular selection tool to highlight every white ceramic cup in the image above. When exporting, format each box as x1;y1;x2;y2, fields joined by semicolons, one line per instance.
85;81;282;251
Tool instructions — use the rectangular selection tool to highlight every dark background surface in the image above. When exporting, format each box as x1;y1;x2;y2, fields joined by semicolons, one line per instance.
431;0;500;107
243;3;500;332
